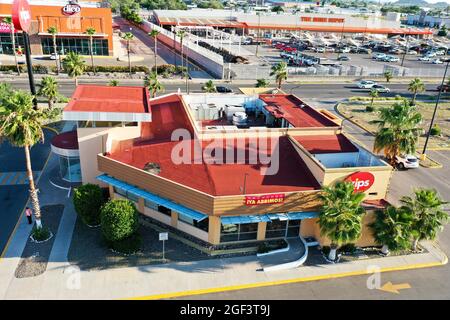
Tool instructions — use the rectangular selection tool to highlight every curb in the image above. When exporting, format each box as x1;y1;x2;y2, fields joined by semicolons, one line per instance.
125;248;448;300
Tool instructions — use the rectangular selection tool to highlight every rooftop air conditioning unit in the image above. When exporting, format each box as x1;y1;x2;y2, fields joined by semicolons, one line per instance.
232;111;248;126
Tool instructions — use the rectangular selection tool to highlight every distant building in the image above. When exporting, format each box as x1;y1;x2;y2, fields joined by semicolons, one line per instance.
407;11;450;29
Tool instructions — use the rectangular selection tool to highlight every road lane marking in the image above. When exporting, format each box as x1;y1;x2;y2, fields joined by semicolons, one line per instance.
378;282;411;294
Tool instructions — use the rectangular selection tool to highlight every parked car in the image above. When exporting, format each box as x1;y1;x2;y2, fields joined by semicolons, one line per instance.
435;50;446;56
357;80;377;89
395;154;419;170
371;84;390;93
418;56;431;61
324;47;335;52
432;59;444;64
424;51;436;57
407;50;418;55
372;53;386;60
337;56;350;61
383;55;399;62
49;52;59;60
216;86;233;93
313;47;325;53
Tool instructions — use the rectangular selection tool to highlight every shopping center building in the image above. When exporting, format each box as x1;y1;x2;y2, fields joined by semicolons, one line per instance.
60;85;393;248
0;0;113;56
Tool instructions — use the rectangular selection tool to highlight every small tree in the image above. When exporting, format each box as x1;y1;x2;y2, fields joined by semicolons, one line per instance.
62;52;86;86
38;76;59;109
3;17;20;75
101;199;141;253
408;78;425;106
370;206;414;255
384;70;393;83
256;79;269;88
121;32;134;76
48;26;59;75
149;29;160;76
318;181;366;262
369;88;379;108
73;183;105;226
270;61;288;89
401;189;449;252
144;72;164;98
202;80;217;93
85;27;96;74
108;79;119;86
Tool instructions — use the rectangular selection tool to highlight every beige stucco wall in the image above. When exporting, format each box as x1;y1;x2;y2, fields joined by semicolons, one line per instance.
77;126;141;184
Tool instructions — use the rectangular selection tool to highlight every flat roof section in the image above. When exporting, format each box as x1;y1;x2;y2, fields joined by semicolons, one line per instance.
259;94;339;128
293;134;358;154
63;85;151;122
107;136;320;196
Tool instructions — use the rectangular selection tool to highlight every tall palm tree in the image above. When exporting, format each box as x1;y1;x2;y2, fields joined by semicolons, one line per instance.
256;79;269;88
408;78;425;106
0;90;56;229
384;70;393;83
369;206;414;255
85;27;96;74
401;188;449;252
176;30;186;71
144;72;164;98
318;181;366;262
62;52;86;86
202;80;216;93
270;61;288;89
369;88;379;108
38;76;59;109
149;29;160;76
371;100;423;166
3;17;20;75
121;32;134;76
47;26;59;75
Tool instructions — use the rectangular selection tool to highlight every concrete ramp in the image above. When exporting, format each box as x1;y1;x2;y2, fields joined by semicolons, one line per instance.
258;237;308;272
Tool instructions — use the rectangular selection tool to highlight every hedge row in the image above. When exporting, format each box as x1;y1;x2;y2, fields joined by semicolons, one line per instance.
0;64;151;74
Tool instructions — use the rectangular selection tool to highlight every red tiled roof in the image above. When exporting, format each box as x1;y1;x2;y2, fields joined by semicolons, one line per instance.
64;85;150;114
108;136;320;196
259;94;339;128
293;134;358;154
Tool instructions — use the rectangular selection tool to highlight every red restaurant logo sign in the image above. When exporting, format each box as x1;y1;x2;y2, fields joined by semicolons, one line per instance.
301;17;345;23
345;172;375;193
12;0;31;32
62;3;81;16
244;194;285;206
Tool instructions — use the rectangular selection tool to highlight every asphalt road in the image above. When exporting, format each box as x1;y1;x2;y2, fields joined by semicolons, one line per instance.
0;129;55;255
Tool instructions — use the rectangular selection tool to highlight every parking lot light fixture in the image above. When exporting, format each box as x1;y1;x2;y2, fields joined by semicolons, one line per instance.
421;58;450;160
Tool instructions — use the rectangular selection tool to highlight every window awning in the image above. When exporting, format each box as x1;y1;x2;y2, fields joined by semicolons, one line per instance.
97;174;208;221
221;214;271;225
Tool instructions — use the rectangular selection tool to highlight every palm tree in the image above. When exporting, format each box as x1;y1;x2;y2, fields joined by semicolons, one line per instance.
38;76;59;109
85;27;96;74
408;78;425;106
369;89;379;108
62;52;86;86
108;79;119;86
371;100;423;166
121;32;134;76
256;79;269;88
384;70;393;83
144;72;164;98
47;26;59;75
202;80;216;93
318;181;366;262
3;17;20;75
270;61;288;89
369;206;414;255
401;189;449;252
0;90;56;229
176;30;186;70
149;29;160;76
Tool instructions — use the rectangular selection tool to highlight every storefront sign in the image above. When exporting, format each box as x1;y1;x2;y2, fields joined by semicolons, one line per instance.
0;22;13;33
244;194;285;206
345;172;375;193
12;0;32;32
301;17;345;24
62;3;81;16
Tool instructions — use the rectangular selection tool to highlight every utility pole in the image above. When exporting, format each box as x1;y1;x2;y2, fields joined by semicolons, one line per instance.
401;29;410;67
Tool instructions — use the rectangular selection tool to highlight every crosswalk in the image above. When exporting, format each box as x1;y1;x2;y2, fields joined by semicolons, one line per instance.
0;171;41;186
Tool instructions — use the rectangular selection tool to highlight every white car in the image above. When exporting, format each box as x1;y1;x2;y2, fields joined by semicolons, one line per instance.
313;47;325;53
49;53;59;60
418;56;431;61
395;154;419;170
407;50;418;55
435;50;446;56
432;59;444;64
357;80;377;89
371;84;390;93
372;53;386;60
424;51;436;57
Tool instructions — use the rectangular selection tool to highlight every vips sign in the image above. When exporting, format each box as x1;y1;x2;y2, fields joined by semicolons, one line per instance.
12;0;31;32
345;172;375;193
62;3;81;16
244;194;285;206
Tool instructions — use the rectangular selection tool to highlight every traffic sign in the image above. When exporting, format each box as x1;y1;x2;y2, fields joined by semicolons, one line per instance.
159;232;168;241
12;0;32;32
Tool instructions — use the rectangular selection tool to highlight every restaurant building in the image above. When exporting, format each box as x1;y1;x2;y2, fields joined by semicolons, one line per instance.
0;0;113;56
61;85;393;249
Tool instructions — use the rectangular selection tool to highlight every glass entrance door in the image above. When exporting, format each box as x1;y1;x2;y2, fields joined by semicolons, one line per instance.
286;219;301;238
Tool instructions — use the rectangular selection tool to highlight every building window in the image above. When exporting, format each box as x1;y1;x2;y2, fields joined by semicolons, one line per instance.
58;155;81;182
178;214;209;232
113;186;127;197
158;205;171;217
144;199;158;211
0;33;25;55
220;223;258;242
265;219;287;239
126;191;139;203
41;37;109;56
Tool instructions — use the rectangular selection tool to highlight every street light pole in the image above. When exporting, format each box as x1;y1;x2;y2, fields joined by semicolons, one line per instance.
255;12;261;57
401;29;410;67
421;58;450;159
22;31;37;108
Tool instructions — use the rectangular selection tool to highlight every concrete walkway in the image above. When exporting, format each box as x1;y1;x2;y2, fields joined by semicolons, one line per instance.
258;238;305;270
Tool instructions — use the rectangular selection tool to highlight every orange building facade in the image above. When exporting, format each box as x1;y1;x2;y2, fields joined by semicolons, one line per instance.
0;1;113;56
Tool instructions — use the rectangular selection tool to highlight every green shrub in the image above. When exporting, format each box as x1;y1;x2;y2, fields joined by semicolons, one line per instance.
430;124;442;136
73;183;105;226
101;199;139;243
151;64;186;75
31;226;51;242
339;243;357;254
257;242;270;254
0;64;48;74
366;105;375;112
109;232;142;254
